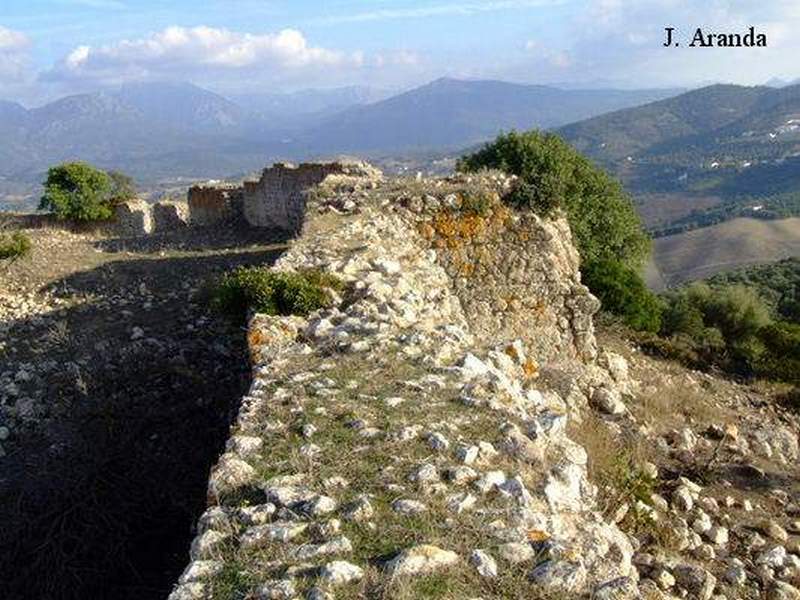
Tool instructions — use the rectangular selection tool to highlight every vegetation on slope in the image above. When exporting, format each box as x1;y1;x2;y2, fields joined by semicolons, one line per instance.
212;267;343;320
707;258;800;321
642;260;800;385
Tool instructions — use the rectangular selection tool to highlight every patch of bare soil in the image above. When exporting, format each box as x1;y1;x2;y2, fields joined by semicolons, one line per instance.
0;224;286;599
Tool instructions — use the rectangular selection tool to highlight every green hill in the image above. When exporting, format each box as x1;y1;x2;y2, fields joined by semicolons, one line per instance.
558;84;800;235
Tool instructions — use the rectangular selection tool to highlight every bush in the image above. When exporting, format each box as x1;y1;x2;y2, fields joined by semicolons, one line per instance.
0;231;32;260
108;170;136;205
582;258;663;332
458;189;495;216
39;162;113;222
458;130;650;268
658;282;777;376
213;267;342;319
758;322;800;383
701;284;772;344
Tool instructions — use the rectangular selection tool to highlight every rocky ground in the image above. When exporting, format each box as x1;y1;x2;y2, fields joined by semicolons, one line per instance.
0;223;287;599
583;329;800;600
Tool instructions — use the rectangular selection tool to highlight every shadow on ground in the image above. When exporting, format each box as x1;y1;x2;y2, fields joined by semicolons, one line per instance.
93;224;286;254
0;236;285;599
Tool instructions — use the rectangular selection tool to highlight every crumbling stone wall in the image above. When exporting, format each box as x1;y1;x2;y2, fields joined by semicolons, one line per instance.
152;200;189;232
242;162;381;232
417;206;599;365
115;199;153;236
187;185;243;226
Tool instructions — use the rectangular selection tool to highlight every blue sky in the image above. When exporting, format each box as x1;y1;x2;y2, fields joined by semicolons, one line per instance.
2;0;799;105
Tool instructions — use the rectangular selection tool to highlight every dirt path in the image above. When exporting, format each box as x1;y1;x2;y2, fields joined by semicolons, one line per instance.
0;224;286;599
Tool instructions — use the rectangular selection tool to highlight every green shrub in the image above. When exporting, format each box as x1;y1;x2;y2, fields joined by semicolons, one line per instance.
458;130;650;268
701;284;772;344
458;189;494;216
213;267;342;319
39;162;113;222
582;258;663;332
0;231;32;260
758;322;800;383
108;170;137;205
658;282;777;376
635;332;704;368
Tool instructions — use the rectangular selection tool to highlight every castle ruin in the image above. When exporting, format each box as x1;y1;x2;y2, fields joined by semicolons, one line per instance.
115;161;381;236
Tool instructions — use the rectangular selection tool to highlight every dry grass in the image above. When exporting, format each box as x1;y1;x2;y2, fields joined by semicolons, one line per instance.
209;344;578;599
631;382;728;431
568;413;656;524
653;216;800;286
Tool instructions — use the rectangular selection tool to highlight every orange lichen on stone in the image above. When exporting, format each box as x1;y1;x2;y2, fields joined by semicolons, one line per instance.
523;357;540;379
419;204;513;250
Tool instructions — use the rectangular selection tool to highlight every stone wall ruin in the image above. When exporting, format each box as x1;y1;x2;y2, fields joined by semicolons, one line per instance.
187;184;243;227
115;199;153;236
152;200;190;232
112;161;381;237
169;169;639;600
242;162;381;233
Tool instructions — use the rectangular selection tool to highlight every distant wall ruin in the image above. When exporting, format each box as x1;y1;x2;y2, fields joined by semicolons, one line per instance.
242;162;379;233
111;161;381;237
152;201;189;232
187;185;243;227
115;199;153;236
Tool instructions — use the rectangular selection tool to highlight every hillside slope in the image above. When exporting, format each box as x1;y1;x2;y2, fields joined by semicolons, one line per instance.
559;84;800;235
650;217;800;286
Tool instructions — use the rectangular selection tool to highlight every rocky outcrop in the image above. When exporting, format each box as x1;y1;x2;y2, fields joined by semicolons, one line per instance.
408;182;599;365
170;168;639;599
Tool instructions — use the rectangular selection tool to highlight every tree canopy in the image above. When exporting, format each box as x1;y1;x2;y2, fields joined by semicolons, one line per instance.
39;162;126;222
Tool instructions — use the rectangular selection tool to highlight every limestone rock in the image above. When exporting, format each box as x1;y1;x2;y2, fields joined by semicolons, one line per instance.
469;549;498;578
320;560;364;585
385;545;459;577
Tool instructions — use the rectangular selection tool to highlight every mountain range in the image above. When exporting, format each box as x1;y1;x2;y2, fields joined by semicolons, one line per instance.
0;78;680;207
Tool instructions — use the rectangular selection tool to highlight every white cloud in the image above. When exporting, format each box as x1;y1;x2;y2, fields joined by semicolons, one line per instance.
0;25;29;51
0;26;31;83
44;25;364;84
372;50;421;68
523;39;571;70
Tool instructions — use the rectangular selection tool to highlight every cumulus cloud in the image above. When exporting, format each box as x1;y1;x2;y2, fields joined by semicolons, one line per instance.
43;25;364;84
0;25;31;83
